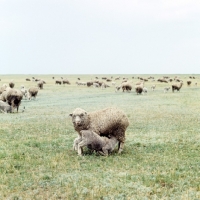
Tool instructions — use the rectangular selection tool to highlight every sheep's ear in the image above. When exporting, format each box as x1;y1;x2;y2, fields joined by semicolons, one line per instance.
69;113;73;117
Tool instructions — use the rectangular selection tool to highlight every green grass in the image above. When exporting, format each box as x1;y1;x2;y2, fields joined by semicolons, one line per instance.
0;74;200;199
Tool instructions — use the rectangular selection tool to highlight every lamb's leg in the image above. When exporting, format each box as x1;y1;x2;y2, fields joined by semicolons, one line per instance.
77;140;87;156
98;150;107;156
101;147;109;156
73;137;82;151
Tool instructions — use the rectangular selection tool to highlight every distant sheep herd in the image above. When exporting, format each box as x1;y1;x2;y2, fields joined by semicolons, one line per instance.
0;75;199;156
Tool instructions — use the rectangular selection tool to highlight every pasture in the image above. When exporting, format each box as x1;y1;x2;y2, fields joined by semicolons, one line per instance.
0;74;200;199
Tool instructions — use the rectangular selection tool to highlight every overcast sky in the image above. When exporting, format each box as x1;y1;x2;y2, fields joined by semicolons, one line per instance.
0;0;200;74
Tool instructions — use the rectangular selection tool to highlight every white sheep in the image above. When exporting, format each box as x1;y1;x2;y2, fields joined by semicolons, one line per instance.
151;85;156;91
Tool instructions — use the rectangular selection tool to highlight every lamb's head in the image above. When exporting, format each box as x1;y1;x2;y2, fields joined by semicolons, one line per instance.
69;108;89;130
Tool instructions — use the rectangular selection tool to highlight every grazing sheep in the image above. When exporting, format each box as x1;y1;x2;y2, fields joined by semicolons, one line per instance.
172;82;183;92
28;87;38;100
135;86;143;94
52;77;55;79
151;85;156;91
187;80;192;86
9;81;15;88
106;78;112;82
75;130;118;156
26;78;31;81
87;81;93;87
1;88;23;112
77;78;80;80
121;82;132;92
63;79;70;85
101;82;110;89
69;107;129;154
37;80;43;89
115;77;120;80
55;80;62;85
95;77;99;79
0;100;12;113
164;87;170;93
0;84;7;95
102;77;107;80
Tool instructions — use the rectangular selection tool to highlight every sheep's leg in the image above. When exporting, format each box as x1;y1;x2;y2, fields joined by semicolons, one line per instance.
73;137;82;151
77;140;87;156
98;150;107;156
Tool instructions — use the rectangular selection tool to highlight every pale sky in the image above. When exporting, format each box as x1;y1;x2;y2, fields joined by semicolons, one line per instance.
0;0;200;74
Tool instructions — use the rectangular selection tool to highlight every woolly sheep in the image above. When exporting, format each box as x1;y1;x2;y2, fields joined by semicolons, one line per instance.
172;82;183;92
69;107;129;153
37;81;44;89
55;80;62;85
142;87;148;94
1;88;23;112
28;87;38;100
75;130;118;156
121;82;132;92
63;79;70;85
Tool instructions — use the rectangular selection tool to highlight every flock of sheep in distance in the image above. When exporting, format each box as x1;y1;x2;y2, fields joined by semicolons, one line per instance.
0;75;198;156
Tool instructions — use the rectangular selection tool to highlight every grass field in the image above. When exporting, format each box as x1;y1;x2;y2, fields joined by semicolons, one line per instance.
0;74;200;199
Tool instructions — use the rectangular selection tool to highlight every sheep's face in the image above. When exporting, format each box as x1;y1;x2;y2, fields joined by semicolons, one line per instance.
69;108;88;129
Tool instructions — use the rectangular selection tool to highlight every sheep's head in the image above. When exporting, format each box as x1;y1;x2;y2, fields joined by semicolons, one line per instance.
69;108;89;130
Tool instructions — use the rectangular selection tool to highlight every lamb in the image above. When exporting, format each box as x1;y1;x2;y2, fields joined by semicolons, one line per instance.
142;87;148;94
151;85;156;91
172;82;183;92
69;107;129;154
164;87;170;93
101;82;110;89
20;85;28;99
1;88;23;112
0;100;12;113
28;87;38;100
74;130;118;156
37;81;44;89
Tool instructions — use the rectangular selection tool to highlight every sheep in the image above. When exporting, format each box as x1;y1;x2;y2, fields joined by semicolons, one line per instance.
102;77;107;80
63;79;70;85
28;87;38;100
26;78;31;81
172;82;183;92
187;80;192;86
55;80;62;85
151;85;156;91
135;86;143;94
0;100;12;113
142;87;148;94
37;81;44;89
75;130;118;156
20;85;28;100
195;82;197;86
87;81;93;87
93;82;100;88
115;86;121;92
164;87;170;93
69;107;129;154
106;78;112;82
76;82;86;86
52;77;55;79
101;82;110;89
115;77;120;80
0;84;7;95
1;88;23;112
9;81;15;88
121;82;132;92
